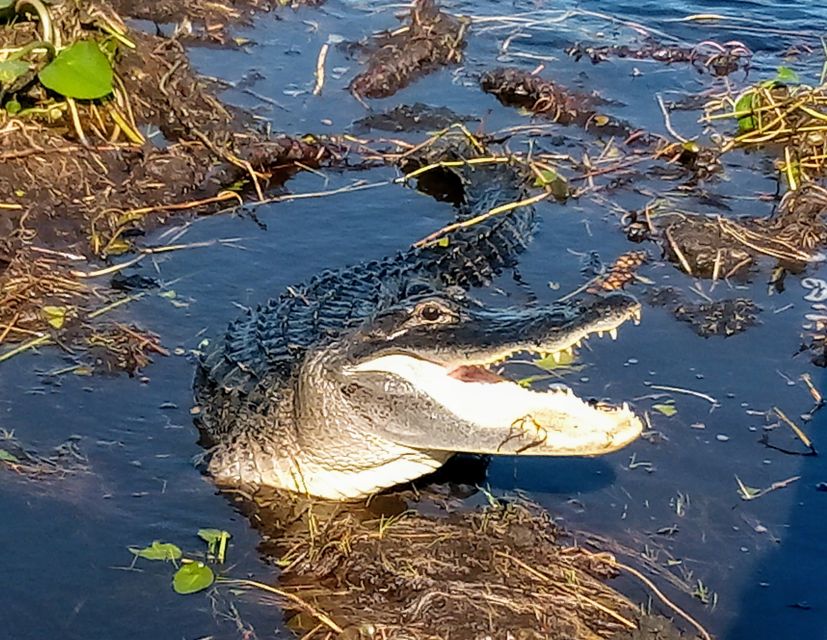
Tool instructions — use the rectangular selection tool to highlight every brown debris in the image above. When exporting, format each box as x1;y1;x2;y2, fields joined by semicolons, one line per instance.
567;39;751;77
480;67;632;138
349;0;468;100
234;491;697;640
646;185;827;278
0;1;343;359
673;298;760;337
0;431;88;480
588;250;648;294
109;0;326;44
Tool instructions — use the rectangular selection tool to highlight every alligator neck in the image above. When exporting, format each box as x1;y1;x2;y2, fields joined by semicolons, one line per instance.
206;353;450;500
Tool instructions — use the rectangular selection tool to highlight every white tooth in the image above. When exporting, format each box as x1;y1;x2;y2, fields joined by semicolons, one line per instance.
597;330;604;338
622;402;630;412
609;328;618;340
551;351;561;363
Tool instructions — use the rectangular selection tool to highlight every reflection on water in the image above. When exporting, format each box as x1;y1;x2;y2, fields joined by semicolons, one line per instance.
3;0;827;638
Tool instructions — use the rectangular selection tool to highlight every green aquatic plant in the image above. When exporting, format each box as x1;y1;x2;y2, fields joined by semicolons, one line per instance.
127;528;231;596
38;39;113;99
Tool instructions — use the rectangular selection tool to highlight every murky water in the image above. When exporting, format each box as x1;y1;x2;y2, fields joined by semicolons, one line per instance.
3;1;827;638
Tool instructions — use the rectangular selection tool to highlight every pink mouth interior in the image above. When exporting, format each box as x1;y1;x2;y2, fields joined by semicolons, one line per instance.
447;364;506;384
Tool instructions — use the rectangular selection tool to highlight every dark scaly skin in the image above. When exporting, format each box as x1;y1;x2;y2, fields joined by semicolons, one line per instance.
196;143;534;430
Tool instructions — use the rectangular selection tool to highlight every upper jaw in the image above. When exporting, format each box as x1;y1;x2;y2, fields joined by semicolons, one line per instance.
412;293;643;371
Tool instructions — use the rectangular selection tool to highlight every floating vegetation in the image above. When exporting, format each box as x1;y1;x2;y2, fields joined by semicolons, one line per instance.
0;0;342;366
128;529;232;595
672;298;760;337
108;0;327;44
704;66;827;186
349;0;468;100
0;430;88;479
637;184;827;279
480;67;634;139
567;38;752;77
227;490;707;640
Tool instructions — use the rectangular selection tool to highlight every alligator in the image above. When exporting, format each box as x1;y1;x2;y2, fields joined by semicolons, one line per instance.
194;136;643;500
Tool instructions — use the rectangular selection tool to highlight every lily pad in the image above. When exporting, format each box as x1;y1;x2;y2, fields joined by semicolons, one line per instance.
173;562;214;595
129;541;182;562
39;40;114;100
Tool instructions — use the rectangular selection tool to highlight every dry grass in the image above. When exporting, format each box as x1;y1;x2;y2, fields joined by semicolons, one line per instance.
226;490;706;640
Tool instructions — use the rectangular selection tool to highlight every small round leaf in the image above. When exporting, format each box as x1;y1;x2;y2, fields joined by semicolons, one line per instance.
129;541;183;562
39;40;114;100
173;562;215;595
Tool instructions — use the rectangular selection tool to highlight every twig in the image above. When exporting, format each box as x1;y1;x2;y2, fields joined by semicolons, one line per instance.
496;551;637;630
664;227;693;275
736;474;800;500
656;94;688;143
610;559;713;640
773;406;817;454
218;578;342;634
414;191;549;247
312;43;329;96
649;384;718;406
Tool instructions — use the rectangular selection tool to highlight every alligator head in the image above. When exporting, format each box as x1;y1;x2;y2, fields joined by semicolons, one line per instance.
206;291;643;500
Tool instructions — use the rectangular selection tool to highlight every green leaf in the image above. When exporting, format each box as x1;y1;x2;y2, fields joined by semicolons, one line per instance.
734;92;757;133
0;449;20;463
129;541;183;562
681;140;700;154
533;169;558;187
735;475;761;500
0;60;30;86
173;562;214;595
41;305;69;329
199;528;231;563
39;40;114;100
5;99;21;115
0;0;14;12
197;529;225;544
532;168;568;200
652;403;678;417
774;66;799;85
534;351;575;372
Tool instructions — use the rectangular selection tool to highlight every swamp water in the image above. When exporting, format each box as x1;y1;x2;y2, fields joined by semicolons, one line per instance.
2;0;827;638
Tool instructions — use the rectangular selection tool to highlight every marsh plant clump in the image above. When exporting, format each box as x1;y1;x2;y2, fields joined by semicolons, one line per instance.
234;490;700;640
0;0;340;370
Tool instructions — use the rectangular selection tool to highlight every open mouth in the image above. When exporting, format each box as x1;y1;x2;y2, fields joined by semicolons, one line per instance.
350;299;644;457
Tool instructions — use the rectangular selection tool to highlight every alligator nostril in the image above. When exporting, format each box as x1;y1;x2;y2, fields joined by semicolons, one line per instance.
587;397;599;407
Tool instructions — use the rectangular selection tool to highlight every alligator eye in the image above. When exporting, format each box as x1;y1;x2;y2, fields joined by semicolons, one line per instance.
419;303;443;322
